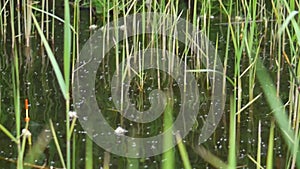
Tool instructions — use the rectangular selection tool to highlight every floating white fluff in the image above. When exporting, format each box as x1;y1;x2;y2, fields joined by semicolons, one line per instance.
114;127;128;136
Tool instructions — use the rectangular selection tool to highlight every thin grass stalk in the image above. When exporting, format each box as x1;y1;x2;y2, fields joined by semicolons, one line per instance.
25;0;32;47
20;126;28;168
293;42;300;168
51;0;55;44
193;146;228;168
20;99;31;167
121;0;130;80
2;0;8;42
228;95;236;168
247;155;263;169
183;10;189;93
167;0;174;76
71;0;79;91
120;0;129;130
153;1;161;90
69;117;77;136
160;3;167;84
89;0;92;27
72;132;76;169
113;0;119;75
0;0;3;37
85;136;93;169
0;124;18;143
160;0;165;12
276;30;282;98
46;0;49;39
0;82;2;117
222;11;231;147
49;119;66;168
266;119;275;169
40;0;45;46
10;0;15;48
16;0;21;43
23;0;27;45
103;151;110;169
162;95;175;169
106;0;110;46
256;120;261;169
175;133;192;169
141;0;146;91
12;46;22;168
63;0;71;168
292;91;300;168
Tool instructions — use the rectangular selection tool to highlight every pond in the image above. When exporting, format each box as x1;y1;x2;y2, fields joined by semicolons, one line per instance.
0;0;299;169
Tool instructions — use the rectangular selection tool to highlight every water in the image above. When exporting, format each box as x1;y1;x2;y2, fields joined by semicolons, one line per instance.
0;1;292;169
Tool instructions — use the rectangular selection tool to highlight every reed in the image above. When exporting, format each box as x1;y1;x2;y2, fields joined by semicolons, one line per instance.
71;0;80;86
193;145;228;168
228;95;236;168
256;120;261;169
10;0;15;48
0;124;18;143
162;95;175;169
51;0;55;44
266;119;275;169
16;0;21;43
45;0;49;40
72;132;76;169
1;0;8;42
49;119;66;168
63;1;71;168
85;136;93;169
176;133;192;169
0;0;3;37
25;0;32;47
12;46;22;168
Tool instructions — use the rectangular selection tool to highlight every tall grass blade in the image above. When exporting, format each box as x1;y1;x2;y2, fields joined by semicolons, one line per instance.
162;96;175;169
193;146;228;168
49;119;66;169
266;119;275;169
12;45;22;168
31;13;66;99
256;58;300;168
278;11;299;37
85;136;93;169
256;120;261;169
63;0;71;168
176;133;192;169
0;124;18;143
228;95;236;168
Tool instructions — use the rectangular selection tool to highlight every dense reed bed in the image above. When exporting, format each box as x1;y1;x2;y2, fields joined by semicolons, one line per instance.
0;0;299;168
